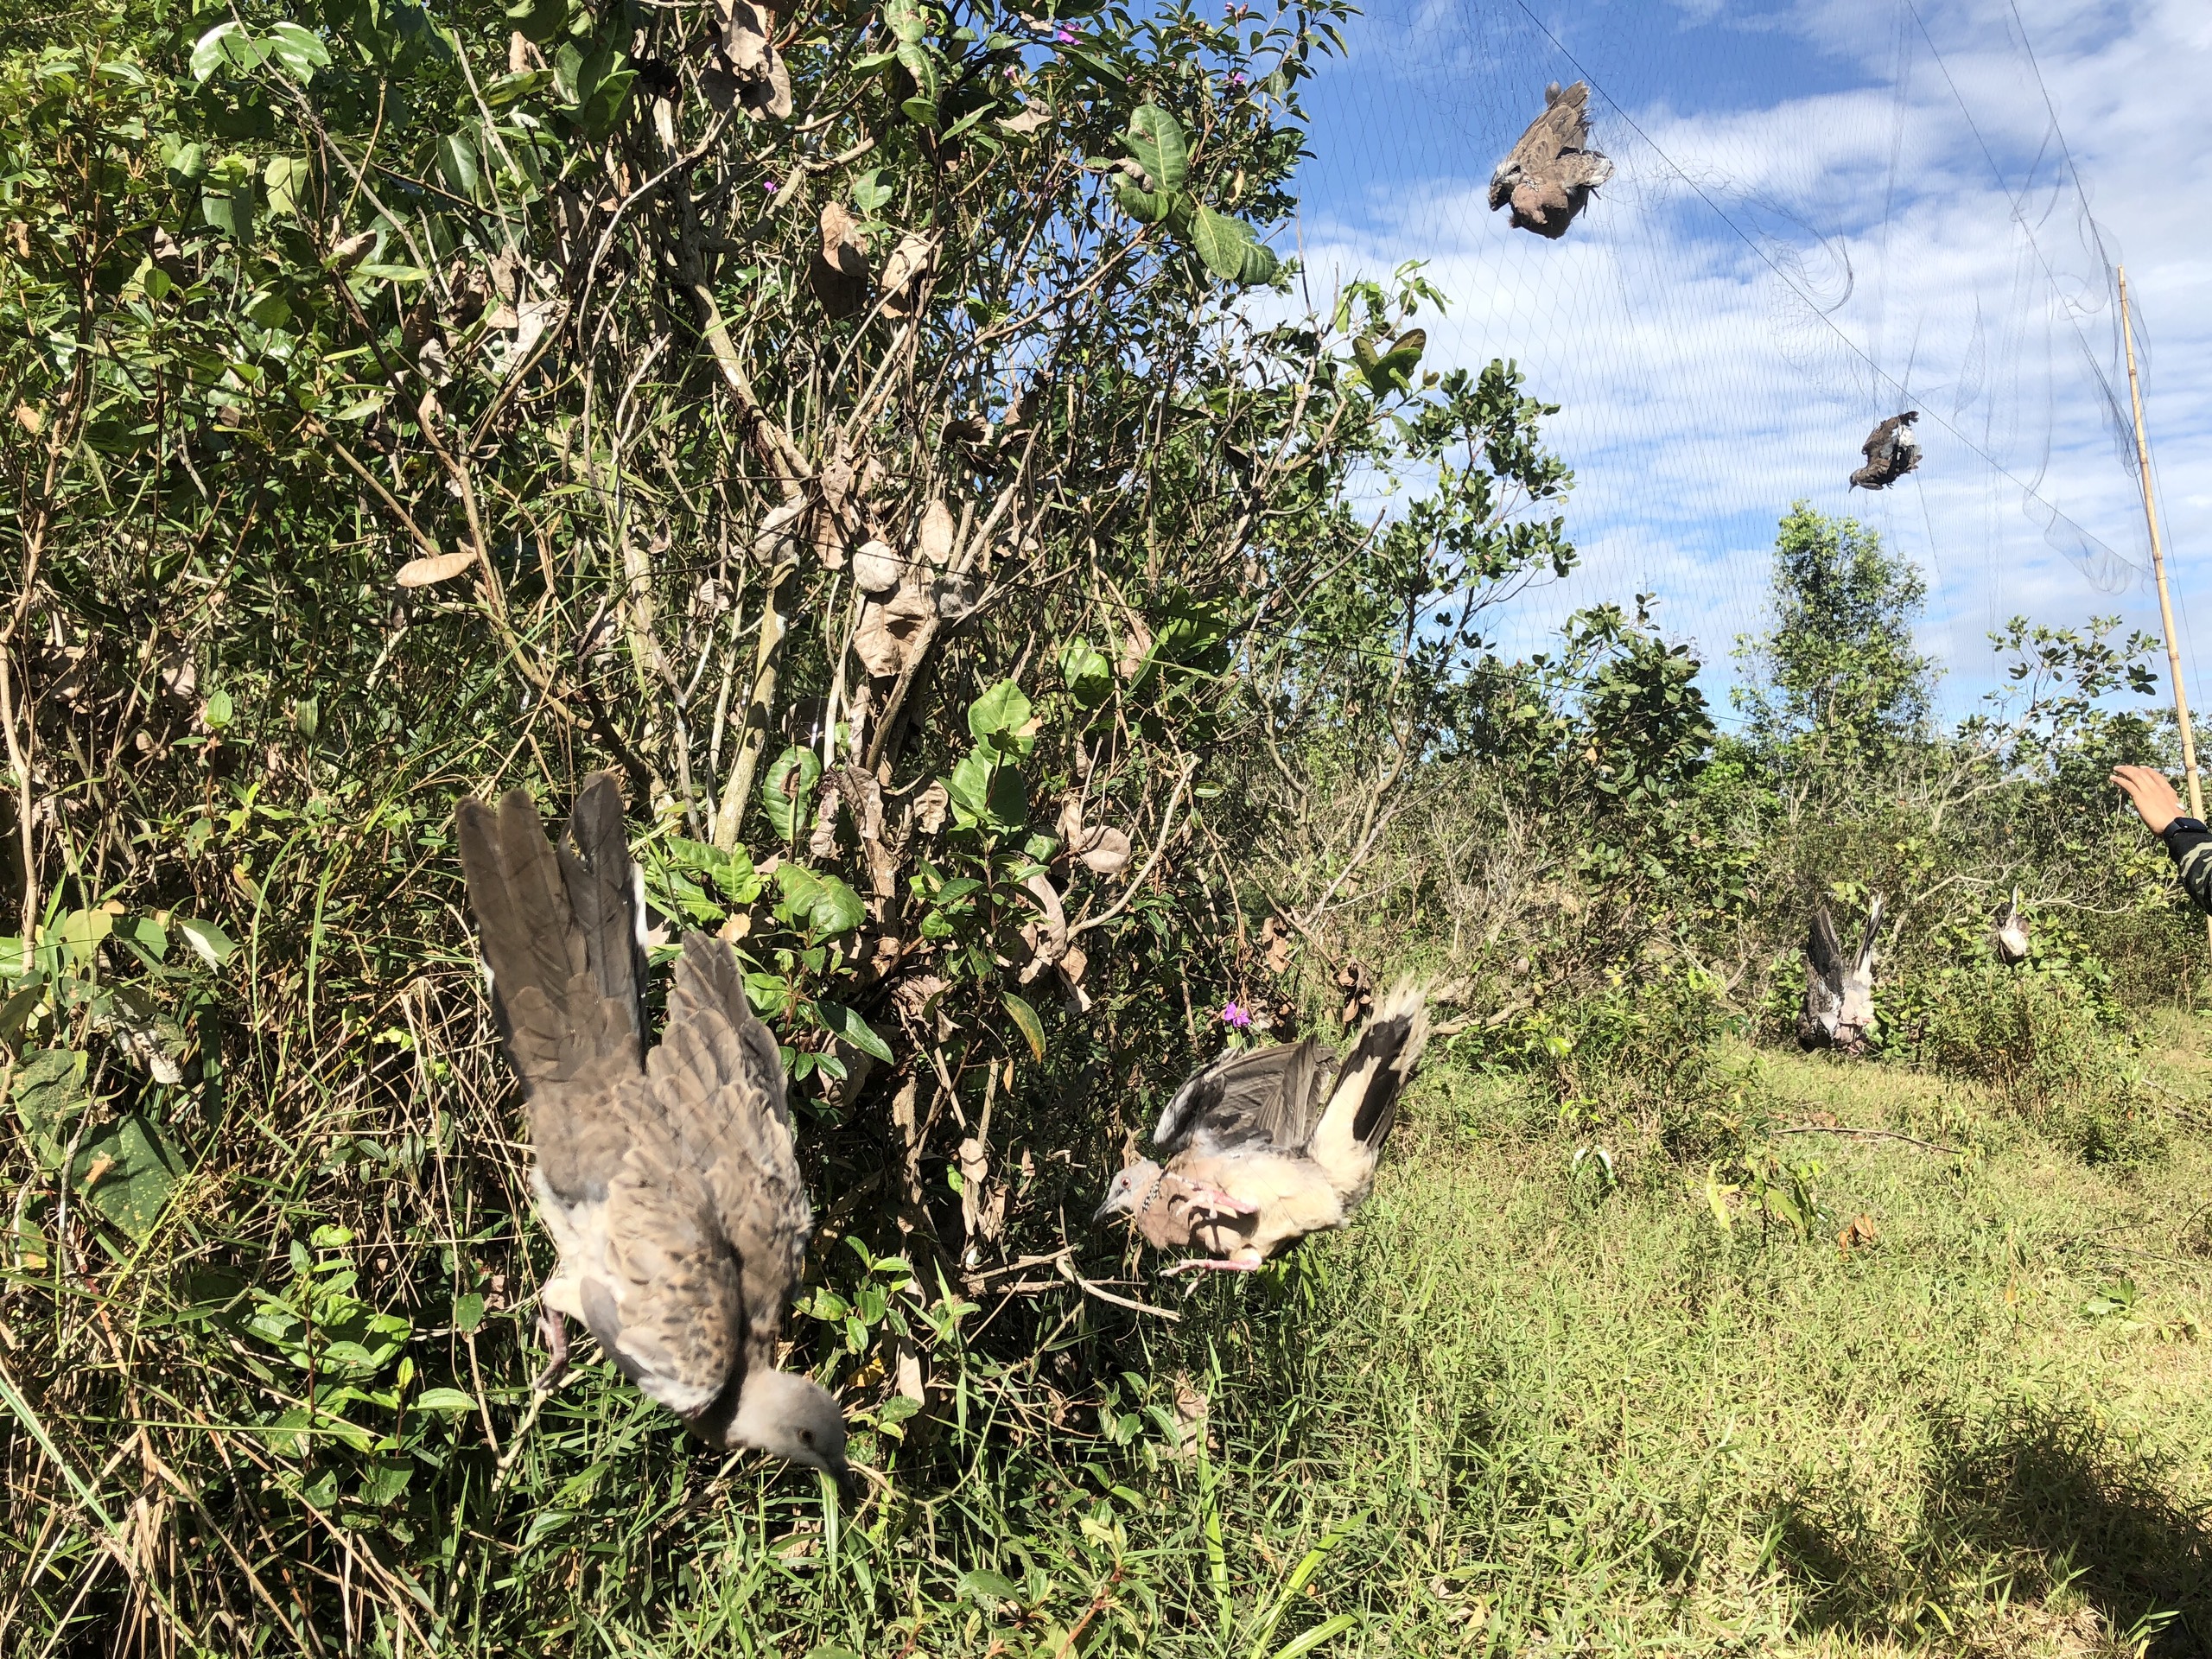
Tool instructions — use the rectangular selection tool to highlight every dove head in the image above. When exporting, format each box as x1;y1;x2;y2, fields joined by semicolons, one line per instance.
1095;1159;1166;1224
731;1370;851;1483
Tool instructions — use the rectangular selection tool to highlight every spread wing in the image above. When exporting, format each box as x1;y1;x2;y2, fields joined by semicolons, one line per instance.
652;936;810;1374
1849;893;1885;986
1806;906;1846;989
576;937;810;1427
1153;1038;1337;1156
454;772;646;1204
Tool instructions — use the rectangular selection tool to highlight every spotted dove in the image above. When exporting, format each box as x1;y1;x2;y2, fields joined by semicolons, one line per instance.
1993;889;2030;966
1095;981;1430;1272
1798;895;1883;1052
455;772;851;1485
1850;411;1921;490
1488;81;1614;238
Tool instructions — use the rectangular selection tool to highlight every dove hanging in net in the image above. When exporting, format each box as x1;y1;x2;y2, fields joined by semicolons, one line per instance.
1095;982;1430;1274
1489;81;1615;239
455;772;854;1490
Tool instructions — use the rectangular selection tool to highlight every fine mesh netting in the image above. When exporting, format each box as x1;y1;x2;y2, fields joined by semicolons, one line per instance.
1287;0;2183;717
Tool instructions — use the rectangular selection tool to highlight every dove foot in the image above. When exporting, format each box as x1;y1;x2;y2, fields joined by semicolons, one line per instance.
533;1306;571;1392
1180;1185;1261;1217
1159;1256;1263;1278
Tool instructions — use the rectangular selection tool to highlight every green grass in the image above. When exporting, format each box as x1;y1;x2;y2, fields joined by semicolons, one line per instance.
472;1040;2212;1656
10;1034;2212;1656
1169;1040;2212;1657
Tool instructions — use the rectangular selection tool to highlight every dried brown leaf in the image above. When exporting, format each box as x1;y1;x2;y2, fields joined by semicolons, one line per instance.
395;550;477;588
809;200;870;319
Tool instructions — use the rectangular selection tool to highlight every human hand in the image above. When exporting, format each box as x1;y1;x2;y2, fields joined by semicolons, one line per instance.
2111;764;2187;835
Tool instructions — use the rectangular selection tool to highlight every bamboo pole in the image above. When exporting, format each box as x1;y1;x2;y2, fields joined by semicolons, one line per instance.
2118;266;2212;952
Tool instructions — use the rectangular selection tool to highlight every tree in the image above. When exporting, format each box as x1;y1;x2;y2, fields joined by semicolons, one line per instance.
1733;501;1937;799
0;3;1581;1643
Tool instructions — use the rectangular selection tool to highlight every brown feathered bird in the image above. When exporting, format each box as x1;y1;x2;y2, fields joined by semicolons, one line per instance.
1095;982;1430;1273
1850;411;1921;489
455;773;851;1486
1798;896;1883;1053
1488;81;1614;238
1993;889;2031;966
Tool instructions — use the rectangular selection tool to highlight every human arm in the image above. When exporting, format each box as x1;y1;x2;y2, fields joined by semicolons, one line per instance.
2111;765;2212;914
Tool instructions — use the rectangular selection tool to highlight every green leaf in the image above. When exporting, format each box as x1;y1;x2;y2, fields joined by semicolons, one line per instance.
201;181;253;245
439;132;480;201
410;1387;477;1413
505;0;569;47
967;679;1035;755
0;980;44;1045
358;1457;412;1507
773;864;864;939
1264;1612;1362;1659
1061;638;1112;709
73;1114;186;1239
945;750;1027;834
1190;204;1267;283
761;746;823;842
882;0;925;43
58;907;112;963
823;1001;893;1063
1112;175;1177;226
1237;238;1281;286
454;1292;486;1333
1357;328;1427;394
1001;991;1046;1062
244;289;292;330
189;22;259;84
665;836;762;906
175;917;236;968
264;22;333;82
263;156;308;219
1122;104;1188;192
849;168;893;216
203;688;234;728
484;68;555;109
958;1568;1020;1604
10;1048;87;1173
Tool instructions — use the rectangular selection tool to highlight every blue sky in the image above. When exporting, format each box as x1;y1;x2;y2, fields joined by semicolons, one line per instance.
1281;0;2212;725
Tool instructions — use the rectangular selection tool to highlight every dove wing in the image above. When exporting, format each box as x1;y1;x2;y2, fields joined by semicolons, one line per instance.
1153;1038;1338;1156
455;772;646;1204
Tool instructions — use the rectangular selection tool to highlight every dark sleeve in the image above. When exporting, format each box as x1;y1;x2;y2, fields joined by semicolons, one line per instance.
2162;817;2212;914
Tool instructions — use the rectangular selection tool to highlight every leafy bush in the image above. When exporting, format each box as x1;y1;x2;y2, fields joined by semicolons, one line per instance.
1899;960;2162;1164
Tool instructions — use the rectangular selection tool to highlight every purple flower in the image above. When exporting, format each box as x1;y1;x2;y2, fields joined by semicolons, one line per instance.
763;179;779;194
1054;24;1077;44
1229;71;1248;87
1221;1001;1252;1030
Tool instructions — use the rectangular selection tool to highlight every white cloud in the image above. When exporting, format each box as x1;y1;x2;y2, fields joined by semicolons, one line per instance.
1287;0;2212;718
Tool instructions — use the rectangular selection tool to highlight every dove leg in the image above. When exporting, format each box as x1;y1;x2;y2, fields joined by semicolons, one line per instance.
1159;1256;1264;1278
1179;1185;1261;1217
533;1306;571;1391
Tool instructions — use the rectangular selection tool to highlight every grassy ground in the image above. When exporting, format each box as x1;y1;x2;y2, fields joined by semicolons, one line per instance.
493;1030;2212;1658
23;1027;2208;1655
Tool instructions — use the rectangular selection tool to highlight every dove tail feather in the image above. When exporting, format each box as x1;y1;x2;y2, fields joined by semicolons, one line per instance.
1312;980;1430;1168
455;771;646;1093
